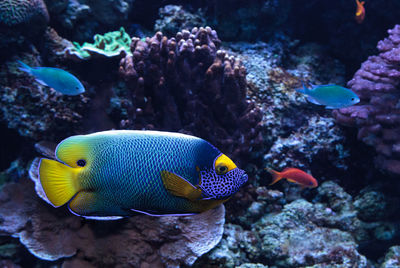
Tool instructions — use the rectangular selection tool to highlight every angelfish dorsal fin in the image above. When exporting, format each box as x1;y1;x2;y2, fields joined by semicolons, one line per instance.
160;170;202;201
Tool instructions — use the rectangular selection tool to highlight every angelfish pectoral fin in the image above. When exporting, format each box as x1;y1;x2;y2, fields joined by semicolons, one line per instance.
160;170;202;201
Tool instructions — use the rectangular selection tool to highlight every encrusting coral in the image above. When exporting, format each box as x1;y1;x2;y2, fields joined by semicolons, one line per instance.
66;27;132;60
0;161;226;267
118;26;263;165
333;25;400;175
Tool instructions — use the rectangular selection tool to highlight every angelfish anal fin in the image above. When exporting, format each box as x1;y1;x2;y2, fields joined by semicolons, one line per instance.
307;96;322;105
35;78;48;87
160;170;202;201
69;191;100;216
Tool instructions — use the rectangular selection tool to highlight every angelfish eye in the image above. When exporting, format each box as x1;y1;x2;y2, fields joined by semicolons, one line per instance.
351;98;355;101
216;165;228;175
77;159;86;167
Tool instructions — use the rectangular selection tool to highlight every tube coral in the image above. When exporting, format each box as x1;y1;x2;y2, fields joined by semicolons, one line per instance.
118;26;263;165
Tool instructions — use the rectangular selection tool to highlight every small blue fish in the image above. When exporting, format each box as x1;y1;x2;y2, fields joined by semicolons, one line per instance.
296;83;360;109
17;61;85;96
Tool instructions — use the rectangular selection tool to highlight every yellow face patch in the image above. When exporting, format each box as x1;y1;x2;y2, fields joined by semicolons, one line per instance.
56;135;91;168
214;154;237;175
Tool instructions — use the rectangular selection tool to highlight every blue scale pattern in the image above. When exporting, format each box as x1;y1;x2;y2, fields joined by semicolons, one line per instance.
65;131;222;216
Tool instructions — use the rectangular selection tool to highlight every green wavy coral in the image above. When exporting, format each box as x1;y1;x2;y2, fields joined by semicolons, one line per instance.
66;27;132;60
0;0;49;26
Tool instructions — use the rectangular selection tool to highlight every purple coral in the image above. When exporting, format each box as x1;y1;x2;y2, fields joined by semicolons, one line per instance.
118;26;263;164
333;25;400;175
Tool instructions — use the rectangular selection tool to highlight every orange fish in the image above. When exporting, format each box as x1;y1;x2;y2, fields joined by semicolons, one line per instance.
355;0;365;24
266;167;318;188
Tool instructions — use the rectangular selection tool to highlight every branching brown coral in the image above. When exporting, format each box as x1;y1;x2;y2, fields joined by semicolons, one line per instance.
333;25;400;175
118;27;263;164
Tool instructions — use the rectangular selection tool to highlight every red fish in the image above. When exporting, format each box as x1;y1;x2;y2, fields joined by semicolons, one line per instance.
266;168;318;188
355;0;365;24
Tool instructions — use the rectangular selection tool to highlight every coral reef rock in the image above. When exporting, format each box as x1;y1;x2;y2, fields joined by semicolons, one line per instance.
0;0;49;50
201;181;373;267
206;0;290;41
381;246;400;268
264;116;348;170
154;5;206;37
45;0;133;41
0;0;49;27
43;27;75;64
204;223;261;267
0;55;89;141
333;25;400;175
226;41;348;173
0;178;225;266
118;26;263;165
254;199;367;267
354;189;389;222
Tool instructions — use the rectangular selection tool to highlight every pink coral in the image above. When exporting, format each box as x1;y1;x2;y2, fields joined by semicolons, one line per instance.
333;25;400;175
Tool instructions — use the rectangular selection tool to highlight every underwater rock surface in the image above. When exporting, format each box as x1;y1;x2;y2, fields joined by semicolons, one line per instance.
154;5;206;37
44;0;134;42
1;1;400;267
0;56;89;140
381;246;400;267
0;0;49;52
0;178;225;266
199;182;370;267
200;180;400;267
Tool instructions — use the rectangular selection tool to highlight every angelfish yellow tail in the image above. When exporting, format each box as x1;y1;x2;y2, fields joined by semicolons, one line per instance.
266;168;282;186
39;159;80;207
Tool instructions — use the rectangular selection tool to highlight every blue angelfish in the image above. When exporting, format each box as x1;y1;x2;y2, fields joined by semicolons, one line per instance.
295;83;360;109
37;130;248;219
18;61;85;95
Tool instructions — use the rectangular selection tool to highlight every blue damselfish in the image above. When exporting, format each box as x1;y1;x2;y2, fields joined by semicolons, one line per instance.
18;61;85;96
38;130;248;219
296;83;360;109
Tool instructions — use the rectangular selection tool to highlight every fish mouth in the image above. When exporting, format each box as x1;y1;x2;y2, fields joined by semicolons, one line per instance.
240;172;248;185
